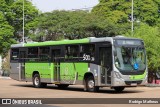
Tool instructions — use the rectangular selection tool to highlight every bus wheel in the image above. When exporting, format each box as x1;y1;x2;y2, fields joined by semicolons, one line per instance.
114;86;125;92
33;74;47;88
86;76;99;92
57;84;69;88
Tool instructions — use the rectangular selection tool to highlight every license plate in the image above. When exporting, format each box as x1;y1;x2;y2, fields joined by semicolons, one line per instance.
131;83;137;86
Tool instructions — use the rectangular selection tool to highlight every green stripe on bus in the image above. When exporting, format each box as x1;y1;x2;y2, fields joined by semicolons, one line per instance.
24;38;89;47
130;71;147;80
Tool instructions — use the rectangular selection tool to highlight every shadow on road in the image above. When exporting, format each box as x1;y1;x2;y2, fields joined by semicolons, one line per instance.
11;84;144;94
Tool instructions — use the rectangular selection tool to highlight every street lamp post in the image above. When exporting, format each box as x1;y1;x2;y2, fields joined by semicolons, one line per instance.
23;0;25;44
131;0;134;36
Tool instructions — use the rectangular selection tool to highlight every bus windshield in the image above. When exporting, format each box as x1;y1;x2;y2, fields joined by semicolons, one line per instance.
114;46;146;71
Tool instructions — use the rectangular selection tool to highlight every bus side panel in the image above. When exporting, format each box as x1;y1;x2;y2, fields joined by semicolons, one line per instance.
60;62;88;84
25;62;53;83
60;63;75;83
10;63;20;81
75;63;88;81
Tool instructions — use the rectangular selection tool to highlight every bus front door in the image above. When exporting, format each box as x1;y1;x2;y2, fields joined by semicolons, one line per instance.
99;47;112;85
52;49;61;82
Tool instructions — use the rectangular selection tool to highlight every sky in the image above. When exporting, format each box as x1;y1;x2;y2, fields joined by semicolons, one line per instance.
31;0;99;12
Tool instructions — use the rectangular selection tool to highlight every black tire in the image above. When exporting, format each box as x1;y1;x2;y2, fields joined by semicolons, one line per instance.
33;74;47;88
114;86;125;92
85;76;99;92
57;84;69;88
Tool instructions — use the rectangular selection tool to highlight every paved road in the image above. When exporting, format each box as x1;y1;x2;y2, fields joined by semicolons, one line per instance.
0;78;160;107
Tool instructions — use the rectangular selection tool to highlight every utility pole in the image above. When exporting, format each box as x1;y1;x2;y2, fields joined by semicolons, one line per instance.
131;0;134;36
23;0;25;44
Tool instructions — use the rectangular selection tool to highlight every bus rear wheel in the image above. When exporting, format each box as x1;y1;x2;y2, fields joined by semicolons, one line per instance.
85;76;99;92
33;74;47;88
113;86;125;92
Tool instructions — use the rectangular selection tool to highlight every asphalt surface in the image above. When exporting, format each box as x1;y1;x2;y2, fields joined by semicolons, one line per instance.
0;77;160;107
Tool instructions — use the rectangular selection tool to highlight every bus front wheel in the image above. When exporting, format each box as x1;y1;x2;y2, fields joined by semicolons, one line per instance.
113;86;125;92
85;76;99;92
33;74;47;88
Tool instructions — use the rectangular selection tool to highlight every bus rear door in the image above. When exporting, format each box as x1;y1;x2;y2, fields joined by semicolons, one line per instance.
10;48;20;80
19;48;27;80
52;49;61;82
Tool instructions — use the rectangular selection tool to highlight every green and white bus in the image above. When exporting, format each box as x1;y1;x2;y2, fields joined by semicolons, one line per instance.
10;36;147;92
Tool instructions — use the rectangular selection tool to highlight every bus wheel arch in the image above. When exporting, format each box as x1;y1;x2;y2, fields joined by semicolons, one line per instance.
32;71;47;88
83;72;99;92
32;71;39;78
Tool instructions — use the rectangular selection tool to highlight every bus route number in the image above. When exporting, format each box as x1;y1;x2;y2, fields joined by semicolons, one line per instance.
83;54;94;61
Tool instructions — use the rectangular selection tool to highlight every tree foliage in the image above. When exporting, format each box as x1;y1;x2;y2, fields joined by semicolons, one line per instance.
0;0;38;55
0;0;15;55
35;11;88;41
29;11;87;41
93;0;160;26
0;12;14;55
29;10;126;41
9;0;38;41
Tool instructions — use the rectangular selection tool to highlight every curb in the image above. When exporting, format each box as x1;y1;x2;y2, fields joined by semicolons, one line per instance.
0;76;11;79
146;84;160;87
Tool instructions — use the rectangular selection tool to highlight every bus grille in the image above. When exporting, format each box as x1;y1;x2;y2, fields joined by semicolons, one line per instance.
125;80;142;85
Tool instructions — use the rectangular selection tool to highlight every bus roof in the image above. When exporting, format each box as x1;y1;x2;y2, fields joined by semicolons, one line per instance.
11;36;142;48
10;38;89;48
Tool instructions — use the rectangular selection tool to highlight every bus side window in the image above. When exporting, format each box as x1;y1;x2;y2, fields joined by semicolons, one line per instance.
80;44;95;61
39;47;50;61
11;48;19;62
28;47;38;61
65;45;79;60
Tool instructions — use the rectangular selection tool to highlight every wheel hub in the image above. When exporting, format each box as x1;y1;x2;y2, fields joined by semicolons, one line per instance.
34;77;39;86
88;80;94;89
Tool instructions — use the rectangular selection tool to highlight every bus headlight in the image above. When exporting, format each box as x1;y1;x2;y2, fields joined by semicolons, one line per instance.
115;72;122;79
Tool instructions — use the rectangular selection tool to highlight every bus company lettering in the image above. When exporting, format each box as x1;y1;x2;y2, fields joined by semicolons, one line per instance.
129;100;142;104
12;99;42;104
142;100;158;104
28;100;42;104
129;99;158;104
12;99;27;104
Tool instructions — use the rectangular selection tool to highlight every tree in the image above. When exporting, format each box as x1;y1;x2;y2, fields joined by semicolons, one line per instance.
29;10;89;41
92;0;132;36
0;12;14;55
92;0;160;26
81;13;126;37
0;0;38;54
0;0;38;55
30;10;127;41
9;0;38;41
